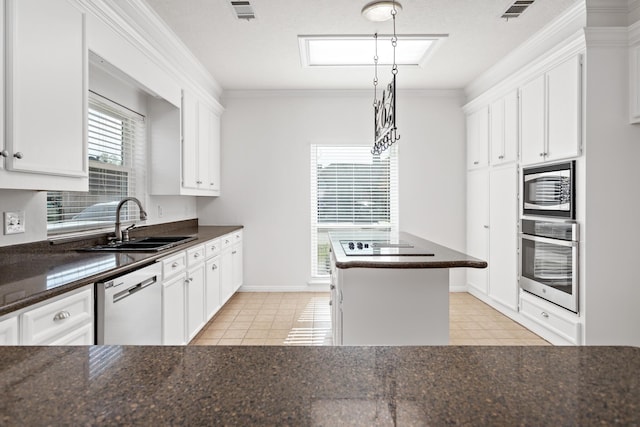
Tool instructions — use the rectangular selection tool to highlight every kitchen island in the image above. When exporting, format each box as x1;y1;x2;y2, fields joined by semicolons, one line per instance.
0;345;638;425
329;231;486;345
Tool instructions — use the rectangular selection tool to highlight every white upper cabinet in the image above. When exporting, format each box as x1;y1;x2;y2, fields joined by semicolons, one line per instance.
466;106;489;170
630;42;640;124
521;55;582;166
489;90;518;165
2;0;88;191
149;89;222;196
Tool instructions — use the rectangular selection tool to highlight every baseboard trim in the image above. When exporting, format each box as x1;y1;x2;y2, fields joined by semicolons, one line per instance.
238;284;330;293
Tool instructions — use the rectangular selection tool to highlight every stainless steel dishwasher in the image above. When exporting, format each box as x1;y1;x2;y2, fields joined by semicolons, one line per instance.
96;263;162;345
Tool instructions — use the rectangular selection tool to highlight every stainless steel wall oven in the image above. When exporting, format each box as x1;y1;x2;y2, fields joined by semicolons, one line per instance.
522;161;575;219
520;219;579;313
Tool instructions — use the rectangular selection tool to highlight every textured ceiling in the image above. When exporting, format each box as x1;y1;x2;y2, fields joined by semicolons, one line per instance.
144;0;578;90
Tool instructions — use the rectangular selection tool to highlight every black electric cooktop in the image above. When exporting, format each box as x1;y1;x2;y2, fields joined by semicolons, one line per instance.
339;240;434;256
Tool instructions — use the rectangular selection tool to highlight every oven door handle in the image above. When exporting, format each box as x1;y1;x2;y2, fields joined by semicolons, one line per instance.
520;233;578;247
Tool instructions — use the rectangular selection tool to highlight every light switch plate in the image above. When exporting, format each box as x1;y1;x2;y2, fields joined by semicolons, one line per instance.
4;211;25;235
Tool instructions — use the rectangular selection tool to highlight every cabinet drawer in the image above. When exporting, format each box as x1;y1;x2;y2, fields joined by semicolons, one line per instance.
221;230;242;249
205;238;221;258
187;244;206;266
520;294;581;344
21;287;93;345
161;252;187;279
232;230;243;243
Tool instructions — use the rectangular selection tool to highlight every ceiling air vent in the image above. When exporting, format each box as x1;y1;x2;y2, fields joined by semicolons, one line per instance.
230;1;256;21
502;0;535;20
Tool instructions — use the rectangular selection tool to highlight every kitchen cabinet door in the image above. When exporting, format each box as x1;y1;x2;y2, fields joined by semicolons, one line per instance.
220;250;234;305
205;256;221;321
3;0;87;189
186;264;206;342
631;43;640;124
489;92;518;165
162;274;186;345
488;164;518;311
546;55;581;162
466;169;489;294
0;316;18;345
467;107;489;170
520;75;545;166
231;243;243;293
181;90;199;190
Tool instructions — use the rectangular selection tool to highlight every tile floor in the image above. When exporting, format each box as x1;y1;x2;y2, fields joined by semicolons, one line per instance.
191;291;550;346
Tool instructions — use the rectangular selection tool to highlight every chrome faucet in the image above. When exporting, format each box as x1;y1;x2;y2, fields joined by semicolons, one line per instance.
114;197;147;242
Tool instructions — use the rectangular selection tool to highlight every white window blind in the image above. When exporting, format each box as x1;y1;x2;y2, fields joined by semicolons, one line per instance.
47;92;146;235
310;145;398;277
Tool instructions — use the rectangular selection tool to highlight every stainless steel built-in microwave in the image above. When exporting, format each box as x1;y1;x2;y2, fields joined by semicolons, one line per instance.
522;161;575;219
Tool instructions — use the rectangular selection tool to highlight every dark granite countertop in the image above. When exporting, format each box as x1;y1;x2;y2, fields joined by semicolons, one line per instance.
330;230;487;269
0;345;637;425
0;221;242;316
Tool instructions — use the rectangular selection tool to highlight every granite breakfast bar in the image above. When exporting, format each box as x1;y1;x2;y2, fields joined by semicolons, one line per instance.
329;231;487;346
0;345;638;425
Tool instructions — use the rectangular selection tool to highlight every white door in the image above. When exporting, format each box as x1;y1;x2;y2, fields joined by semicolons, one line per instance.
520;75;545;165
220;250;234;305
231;244;243;292
489;97;505;165
186;265;206;342
0;317;18;345
181;90;199;189
162;274;186;345
205;256;221;320
503;90;519;163
546;55;581;161
5;0;87;179
489;165;518;310
466;169;489;294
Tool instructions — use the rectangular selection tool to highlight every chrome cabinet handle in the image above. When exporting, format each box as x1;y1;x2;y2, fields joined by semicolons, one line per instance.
211;264;218;270
194;253;200;258
53;311;71;321
210;245;216;251
13;152;23;159
330;284;335;290
225;239;230;244
483;225;489;229
0;150;7;158
541;311;549;318
171;262;179;268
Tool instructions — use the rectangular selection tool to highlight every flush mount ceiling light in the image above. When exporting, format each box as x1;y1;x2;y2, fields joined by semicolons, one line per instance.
361;1;402;22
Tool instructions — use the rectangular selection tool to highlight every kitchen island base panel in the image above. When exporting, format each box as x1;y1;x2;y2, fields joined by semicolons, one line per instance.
339;268;449;346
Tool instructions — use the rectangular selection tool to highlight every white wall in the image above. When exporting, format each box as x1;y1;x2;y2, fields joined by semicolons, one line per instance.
197;90;467;290
582;42;640;345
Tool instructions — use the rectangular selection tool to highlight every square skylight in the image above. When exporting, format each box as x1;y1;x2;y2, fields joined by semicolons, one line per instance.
298;35;447;67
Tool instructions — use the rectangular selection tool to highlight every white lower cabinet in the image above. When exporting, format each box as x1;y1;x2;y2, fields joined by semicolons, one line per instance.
162;273;187;345
466;169;489;293
205;256;221;321
520;292;581;344
160;230;243;344
21;285;93;345
0;316;18;345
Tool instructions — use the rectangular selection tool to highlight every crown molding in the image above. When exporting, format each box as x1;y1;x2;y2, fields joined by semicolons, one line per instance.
222;88;463;100
77;0;223;111
465;0;587;102
584;27;630;46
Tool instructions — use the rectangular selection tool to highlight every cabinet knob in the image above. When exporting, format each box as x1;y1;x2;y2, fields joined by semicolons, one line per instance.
194;253;200;258
211;245;216;251
13;152;23;159
225;239;230;244
539;152;545;157
541;311;549;318
329;300;333;306
498;155;504;159
212;264;218;270
53;311;71;321
330;284;335;290
210;182;214;186
171;262;179;268
483;225;489;229
473;161;479;165
196;180;203;184
0;150;7;158
232;250;237;255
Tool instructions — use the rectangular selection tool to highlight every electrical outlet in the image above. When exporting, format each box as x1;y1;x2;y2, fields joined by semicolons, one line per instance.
4;211;25;235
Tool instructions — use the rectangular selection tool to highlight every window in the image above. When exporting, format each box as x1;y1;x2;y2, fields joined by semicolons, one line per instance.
47;92;146;235
310;145;398;277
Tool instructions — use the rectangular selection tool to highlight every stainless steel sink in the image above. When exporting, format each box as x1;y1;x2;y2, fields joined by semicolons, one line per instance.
81;236;197;252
